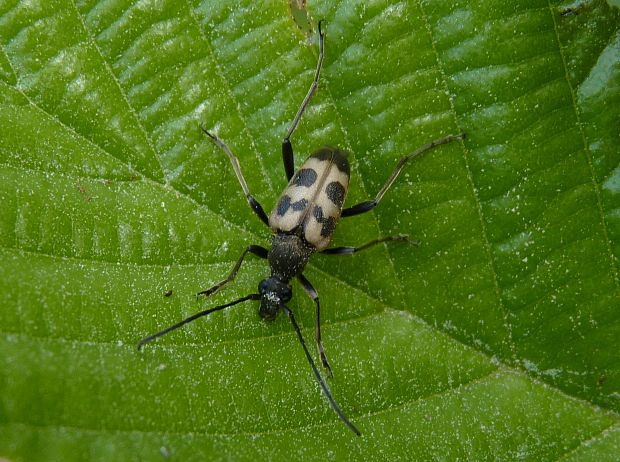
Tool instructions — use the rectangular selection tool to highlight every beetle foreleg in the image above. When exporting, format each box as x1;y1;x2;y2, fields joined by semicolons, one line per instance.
197;245;269;298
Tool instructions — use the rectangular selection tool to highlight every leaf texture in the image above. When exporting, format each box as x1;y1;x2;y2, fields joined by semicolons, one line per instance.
0;0;619;460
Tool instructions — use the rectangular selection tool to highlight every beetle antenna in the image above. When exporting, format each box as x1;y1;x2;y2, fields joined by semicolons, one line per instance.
138;293;260;350
281;305;361;436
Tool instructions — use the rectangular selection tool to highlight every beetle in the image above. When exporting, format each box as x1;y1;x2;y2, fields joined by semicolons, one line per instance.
138;21;464;436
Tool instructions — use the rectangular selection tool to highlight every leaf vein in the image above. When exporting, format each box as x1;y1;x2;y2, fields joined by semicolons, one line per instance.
546;0;620;300
184;0;277;197
555;421;620;462
416;0;517;360
67;0;167;182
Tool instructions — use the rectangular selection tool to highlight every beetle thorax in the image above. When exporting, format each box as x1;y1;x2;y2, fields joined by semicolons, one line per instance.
268;234;314;281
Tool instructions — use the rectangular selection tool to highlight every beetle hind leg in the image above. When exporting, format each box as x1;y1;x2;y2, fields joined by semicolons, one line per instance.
200;125;270;226
281;21;326;181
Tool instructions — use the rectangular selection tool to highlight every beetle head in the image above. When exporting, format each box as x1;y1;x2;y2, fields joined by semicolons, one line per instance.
258;277;292;321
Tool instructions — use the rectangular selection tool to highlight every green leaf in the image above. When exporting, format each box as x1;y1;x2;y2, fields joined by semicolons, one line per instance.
1;0;619;460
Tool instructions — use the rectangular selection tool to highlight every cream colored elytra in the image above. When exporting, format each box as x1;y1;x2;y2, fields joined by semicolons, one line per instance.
269;147;350;250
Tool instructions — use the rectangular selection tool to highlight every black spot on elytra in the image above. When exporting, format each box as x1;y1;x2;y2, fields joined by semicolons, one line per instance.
293;168;317;187
277;196;290;216
326;181;345;208
310;147;350;175
292;198;308;211
277;195;308;216
313;205;336;237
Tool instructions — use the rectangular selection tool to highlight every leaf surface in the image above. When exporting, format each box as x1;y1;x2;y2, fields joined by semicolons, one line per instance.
0;0;619;460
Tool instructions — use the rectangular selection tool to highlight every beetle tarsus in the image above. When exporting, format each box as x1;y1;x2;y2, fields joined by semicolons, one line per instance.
320;350;334;378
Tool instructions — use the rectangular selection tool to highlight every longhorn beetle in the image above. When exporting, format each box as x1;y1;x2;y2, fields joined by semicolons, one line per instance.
138;21;464;436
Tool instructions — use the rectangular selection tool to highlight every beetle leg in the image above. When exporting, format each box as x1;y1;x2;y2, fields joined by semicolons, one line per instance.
282;139;295;182
200;126;270;226
342;133;465;218
297;273;333;378
282;21;326;181
197;245;269;298
322;234;418;255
